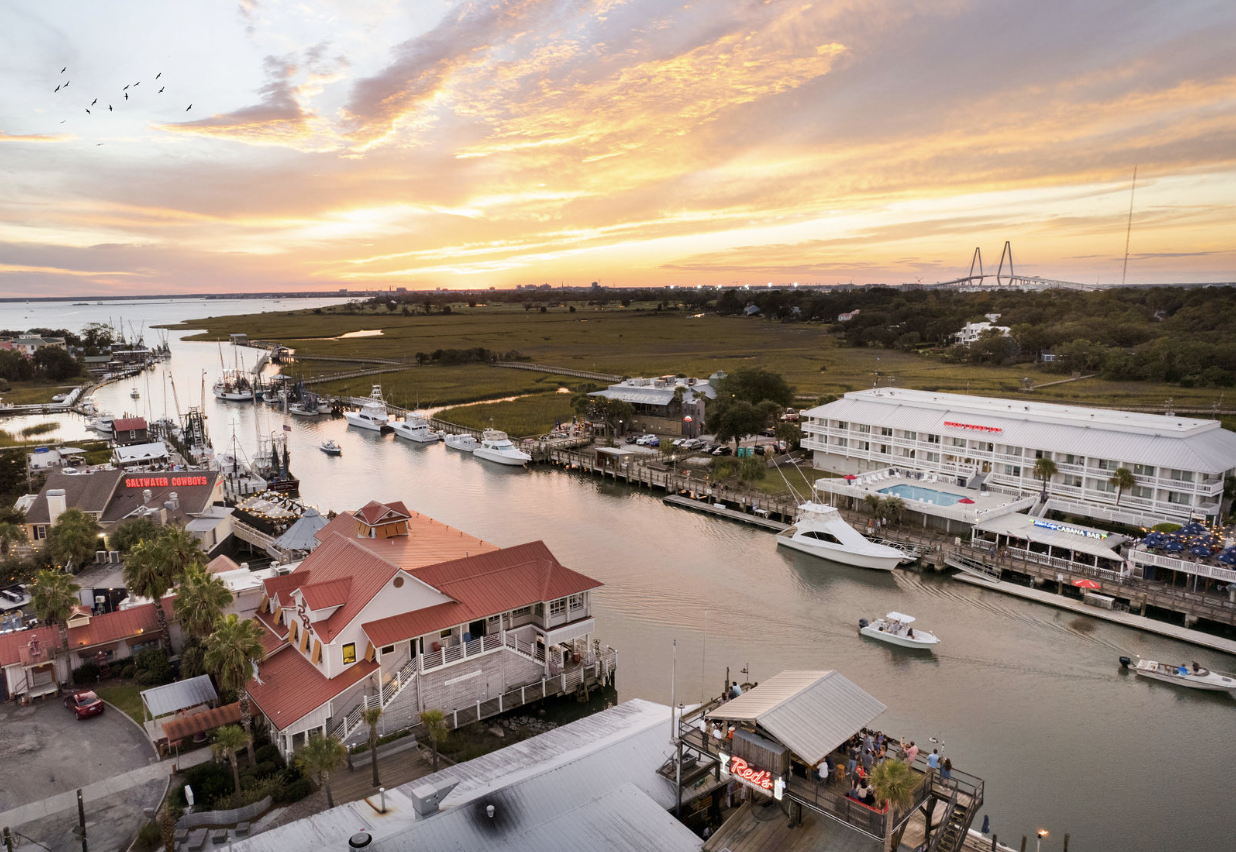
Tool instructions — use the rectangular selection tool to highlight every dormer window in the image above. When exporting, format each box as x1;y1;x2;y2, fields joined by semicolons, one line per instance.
342;643;356;665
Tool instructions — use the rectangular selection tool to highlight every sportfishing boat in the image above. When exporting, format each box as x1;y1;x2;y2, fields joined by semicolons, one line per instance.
213;369;256;401
775;502;905;571
391;415;442;443
89;412;116;435
319;440;342;456
474;429;531;466
343;386;390;432
130;387;140;400
859;613;941;649
444;433;480;452
1120;657;1236;692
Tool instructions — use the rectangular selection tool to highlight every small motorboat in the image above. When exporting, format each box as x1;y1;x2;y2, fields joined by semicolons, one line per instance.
288;402;318;417
1120;657;1236;692
444;433;479;452
859;613;941;649
52;393;68;403
130;388;140;399
319;440;342;456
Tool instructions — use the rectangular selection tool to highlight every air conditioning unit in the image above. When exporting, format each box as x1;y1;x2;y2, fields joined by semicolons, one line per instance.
95;550;107;563
109;551;120;563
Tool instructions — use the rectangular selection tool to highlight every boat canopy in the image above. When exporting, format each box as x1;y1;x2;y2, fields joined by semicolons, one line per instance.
885;612;915;623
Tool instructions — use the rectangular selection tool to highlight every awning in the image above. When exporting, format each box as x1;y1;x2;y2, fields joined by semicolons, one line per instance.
706;670;886;766
975;512;1126;561
543;618;596;647
140;674;219;718
161;702;243;743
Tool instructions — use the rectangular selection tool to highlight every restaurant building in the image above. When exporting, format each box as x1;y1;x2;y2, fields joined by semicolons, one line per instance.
803;389;1236;527
247;500;615;758
589;374;719;436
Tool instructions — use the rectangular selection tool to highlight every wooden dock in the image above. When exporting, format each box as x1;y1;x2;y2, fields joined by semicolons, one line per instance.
663;494;789;532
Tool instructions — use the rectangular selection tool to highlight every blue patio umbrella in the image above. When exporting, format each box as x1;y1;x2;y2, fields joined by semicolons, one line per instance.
1144;533;1166;546
1190;544;1213;557
1218;549;1236;566
1180;522;1206;536
1165;540;1186;553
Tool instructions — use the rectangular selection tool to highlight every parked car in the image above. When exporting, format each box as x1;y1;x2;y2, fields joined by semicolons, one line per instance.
759;428;776;437
753;444;766;456
671;438;687;447
637;435;661;447
712;445;733;456
625;435;639;444
64;690;104;720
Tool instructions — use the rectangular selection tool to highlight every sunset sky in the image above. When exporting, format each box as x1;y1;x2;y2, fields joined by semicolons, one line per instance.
1;0;1233;297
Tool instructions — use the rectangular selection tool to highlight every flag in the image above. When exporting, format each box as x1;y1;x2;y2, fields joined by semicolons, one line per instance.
283;424;291;432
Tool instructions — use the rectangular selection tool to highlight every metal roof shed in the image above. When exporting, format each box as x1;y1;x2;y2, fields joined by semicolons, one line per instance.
140;674;218;720
706;670;886;766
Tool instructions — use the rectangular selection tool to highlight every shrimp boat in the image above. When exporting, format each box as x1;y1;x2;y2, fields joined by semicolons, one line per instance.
776;502;905;571
343;385;391;432
1119;657;1236;692
859;613;941;649
213;369;256;401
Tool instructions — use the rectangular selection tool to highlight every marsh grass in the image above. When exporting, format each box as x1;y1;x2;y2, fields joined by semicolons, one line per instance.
437;392;577;437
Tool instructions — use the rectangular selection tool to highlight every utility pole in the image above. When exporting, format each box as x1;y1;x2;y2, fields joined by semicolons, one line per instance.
76;788;88;852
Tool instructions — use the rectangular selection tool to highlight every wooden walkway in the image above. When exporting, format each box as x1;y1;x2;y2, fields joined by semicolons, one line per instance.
331;747;435;806
663;495;789;532
492;361;622;382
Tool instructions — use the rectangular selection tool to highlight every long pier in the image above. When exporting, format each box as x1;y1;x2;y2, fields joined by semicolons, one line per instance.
492;361;623;383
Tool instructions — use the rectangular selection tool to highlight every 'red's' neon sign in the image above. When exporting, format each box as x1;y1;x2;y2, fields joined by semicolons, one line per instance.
729;756;774;791
943;420;1002;434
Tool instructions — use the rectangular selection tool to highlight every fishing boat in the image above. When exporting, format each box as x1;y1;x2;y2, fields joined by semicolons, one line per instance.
391;415;442;443
130;387;140;400
1119;657;1236;692
213;369;256;401
473;429;531;466
859;613;941;649
775;502;905;571
288;402;318;417
319;440;342;456
89;412;116;435
444;433;480;452
343;385;390;432
80;396;98;415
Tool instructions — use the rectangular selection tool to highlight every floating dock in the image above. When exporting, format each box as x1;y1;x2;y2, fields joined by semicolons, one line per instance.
663;494;789;532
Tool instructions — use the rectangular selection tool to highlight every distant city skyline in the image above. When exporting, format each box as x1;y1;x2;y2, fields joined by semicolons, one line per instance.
1;0;1233;297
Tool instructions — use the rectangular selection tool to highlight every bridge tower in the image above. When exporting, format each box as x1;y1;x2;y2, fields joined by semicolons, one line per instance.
995;241;1014;287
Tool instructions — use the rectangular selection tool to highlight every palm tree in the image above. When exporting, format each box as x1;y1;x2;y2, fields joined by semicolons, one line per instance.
212;724;251;807
419;708;449;771
863;493;882;516
123;538;177;650
869;757;917;852
30;569;81;681
1033;457;1057;495
46;508;100;570
362;705;384;788
158;526;206;576
297;733;347;808
0;522;25;556
174;565;233;639
1109;467;1135;505
204;614;266;764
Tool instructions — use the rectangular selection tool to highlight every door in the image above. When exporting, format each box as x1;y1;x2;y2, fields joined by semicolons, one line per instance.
468;619;487;639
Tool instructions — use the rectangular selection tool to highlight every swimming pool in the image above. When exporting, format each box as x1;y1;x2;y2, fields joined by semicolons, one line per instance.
878;484;966;506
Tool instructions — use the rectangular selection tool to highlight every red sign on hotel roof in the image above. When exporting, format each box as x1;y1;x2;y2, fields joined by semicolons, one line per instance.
943;420;1002;434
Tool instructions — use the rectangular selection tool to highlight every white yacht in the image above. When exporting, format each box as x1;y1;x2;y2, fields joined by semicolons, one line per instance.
860;613;941;649
444;433;480;452
89;412;116;435
80;396;98;415
775;502;904;571
344;386;390;432
473;429;531;466
391;416;442;443
1121;657;1236;692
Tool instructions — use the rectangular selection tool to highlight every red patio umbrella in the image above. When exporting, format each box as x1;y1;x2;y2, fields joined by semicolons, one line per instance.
958;497;975;504
1073;579;1101;589
843;474;859;481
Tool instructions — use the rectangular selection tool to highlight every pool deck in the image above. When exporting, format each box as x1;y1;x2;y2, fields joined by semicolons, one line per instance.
815;470;1037;526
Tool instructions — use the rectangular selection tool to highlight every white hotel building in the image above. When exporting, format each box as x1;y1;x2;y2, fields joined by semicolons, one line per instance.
802;389;1236;528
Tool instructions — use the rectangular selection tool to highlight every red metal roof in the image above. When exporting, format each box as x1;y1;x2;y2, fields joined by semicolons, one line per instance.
362;541;602;647
162;702;243;743
355;500;410;525
262;570;308;599
285;535;399;642
312;510;498;570
0;626;60;666
112;417;147;432
246;647;378;729
300;578;352;610
254;613;288;654
206;555;241;575
66;601;170;650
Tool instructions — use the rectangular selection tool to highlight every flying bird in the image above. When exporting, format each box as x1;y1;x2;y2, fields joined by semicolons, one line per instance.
91;98;97;106
185;104;192;111
158;87;164;93
123;84;129;90
124;92;128;100
134;81;140;87
54;84;60;92
63;80;69;88
60;66;66;73
108;104;113;111
85;108;90;114
155;72;161;79
60;120;66;124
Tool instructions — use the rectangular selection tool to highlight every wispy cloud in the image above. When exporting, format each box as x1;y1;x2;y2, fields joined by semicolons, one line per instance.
0;130;72;143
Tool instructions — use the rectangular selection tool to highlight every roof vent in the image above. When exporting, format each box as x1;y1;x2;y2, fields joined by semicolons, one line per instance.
348;832;372;849
409;779;460;817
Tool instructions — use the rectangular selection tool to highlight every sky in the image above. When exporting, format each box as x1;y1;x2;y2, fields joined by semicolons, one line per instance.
0;0;1234;297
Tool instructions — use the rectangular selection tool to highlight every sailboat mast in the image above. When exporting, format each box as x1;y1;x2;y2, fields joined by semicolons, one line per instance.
1121;165;1138;286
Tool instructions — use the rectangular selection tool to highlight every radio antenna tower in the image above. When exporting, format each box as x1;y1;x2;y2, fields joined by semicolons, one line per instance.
1121;166;1138;286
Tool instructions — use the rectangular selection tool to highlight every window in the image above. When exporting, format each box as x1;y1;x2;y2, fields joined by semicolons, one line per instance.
1005;446;1022;457
550;598;567;616
923;452;940;463
856;424;871;434
512;605;533;618
381;645;394;654
440;629;452;638
1094;479;1115;493
1061;454;1080;466
1062;474;1083;488
342;643;356;665
1095;458;1118;471
951;437;967;448
834;437;848;447
834;421;848;430
1004;464;1021;476
1132;485;1154;500
878;444;890;455
569;594;585;610
1133;463;1154;477
34;525;47;540
1166;491;1192;505
925;434;940;444
1035;450;1051;460
1168;469;1194;483
879;427;892;437
902;431;917;441
803;530;843;544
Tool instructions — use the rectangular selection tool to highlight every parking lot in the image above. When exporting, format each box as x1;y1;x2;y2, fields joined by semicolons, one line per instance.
0;696;161;849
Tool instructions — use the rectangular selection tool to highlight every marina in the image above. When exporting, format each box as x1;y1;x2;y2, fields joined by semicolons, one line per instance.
2;299;1236;850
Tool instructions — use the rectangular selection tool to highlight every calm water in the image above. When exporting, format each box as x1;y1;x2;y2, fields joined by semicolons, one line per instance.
9;299;1236;851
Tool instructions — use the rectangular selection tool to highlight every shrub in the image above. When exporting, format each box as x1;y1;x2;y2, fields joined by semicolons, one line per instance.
136;821;162;849
254;744;282;766
273;779;311;804
120;664;136;679
1152;522;1182;533
179;642;206;680
73;661;99;683
134;649;173;687
252;761;278;778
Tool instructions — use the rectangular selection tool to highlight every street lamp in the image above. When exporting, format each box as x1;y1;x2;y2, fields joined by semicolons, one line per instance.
1036;829;1048;852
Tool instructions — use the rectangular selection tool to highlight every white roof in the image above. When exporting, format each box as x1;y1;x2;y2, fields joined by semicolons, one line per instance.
112;442;169;463
227;699;691;852
273;507;328;552
140;674;218;718
885;612;915;623
706;670;885;765
804;389;1236;473
975;512;1127;561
